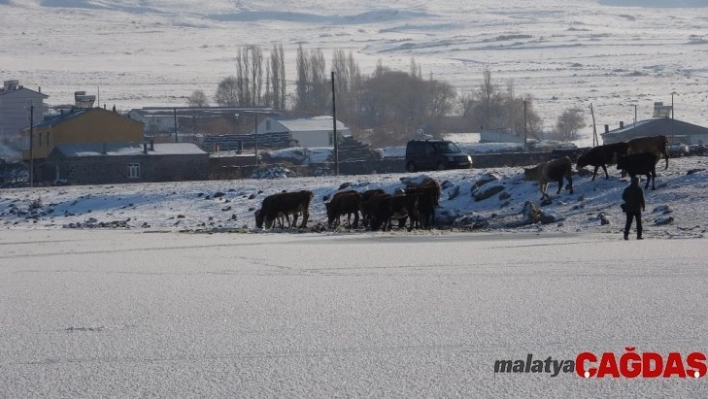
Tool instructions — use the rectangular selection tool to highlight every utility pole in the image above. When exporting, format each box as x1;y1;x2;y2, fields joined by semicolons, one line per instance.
589;104;598;147
523;100;528;152
28;101;34;187
254;114;259;165
671;92;675;144
631;104;637;129
173;107;178;143
331;71;339;176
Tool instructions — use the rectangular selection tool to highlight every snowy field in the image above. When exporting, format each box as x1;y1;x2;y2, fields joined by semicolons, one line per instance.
1;228;708;397
2;0;708;146
1;156;707;240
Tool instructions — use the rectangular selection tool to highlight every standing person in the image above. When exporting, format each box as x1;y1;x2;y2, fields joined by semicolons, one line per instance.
622;176;646;240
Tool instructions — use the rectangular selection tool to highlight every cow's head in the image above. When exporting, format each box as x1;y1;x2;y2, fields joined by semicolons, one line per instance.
576;155;587;170
616;156;627;170
325;201;336;226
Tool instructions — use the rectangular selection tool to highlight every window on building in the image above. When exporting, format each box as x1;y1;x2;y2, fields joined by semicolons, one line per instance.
328;132;334;146
128;163;141;179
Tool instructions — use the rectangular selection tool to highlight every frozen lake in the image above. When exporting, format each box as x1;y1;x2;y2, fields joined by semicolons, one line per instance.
1;229;707;397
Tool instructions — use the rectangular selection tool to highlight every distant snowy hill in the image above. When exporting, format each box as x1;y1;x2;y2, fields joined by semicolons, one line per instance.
2;0;707;143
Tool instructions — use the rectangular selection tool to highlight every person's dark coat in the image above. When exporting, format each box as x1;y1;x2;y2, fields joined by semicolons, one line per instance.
622;177;646;213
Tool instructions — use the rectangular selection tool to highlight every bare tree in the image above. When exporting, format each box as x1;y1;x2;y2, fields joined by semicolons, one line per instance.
294;44;311;113
187;90;209;107
270;43;286;110
556;108;586;141
278;44;286;110
249;45;263;106
215;76;239;106
332;49;362;127
264;62;272;108
459;92;476;119
310;48;328;114
479;68;498;130
234;48;249;106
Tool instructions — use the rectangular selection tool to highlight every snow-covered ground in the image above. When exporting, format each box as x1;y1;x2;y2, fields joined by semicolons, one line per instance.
2;0;708;146
1;228;707;397
1;155;707;239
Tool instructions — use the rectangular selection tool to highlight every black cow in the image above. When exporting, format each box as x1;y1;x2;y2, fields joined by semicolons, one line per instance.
617;153;658;190
576;143;630;181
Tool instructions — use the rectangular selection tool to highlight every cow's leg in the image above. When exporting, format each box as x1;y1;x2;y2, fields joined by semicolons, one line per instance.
592;166;599;181
601;164;609;180
649;171;656;190
539;182;548;201
299;209;309;228
663;150;670;170
353;211;359;229
567;171;573;194
398;216;407;229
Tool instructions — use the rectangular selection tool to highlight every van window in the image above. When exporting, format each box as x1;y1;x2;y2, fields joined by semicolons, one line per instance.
434;141;461;153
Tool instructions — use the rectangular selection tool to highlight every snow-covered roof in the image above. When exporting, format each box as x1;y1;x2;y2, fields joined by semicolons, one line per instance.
53;142;207;157
0;86;48;98
442;133;481;144
276;116;348;132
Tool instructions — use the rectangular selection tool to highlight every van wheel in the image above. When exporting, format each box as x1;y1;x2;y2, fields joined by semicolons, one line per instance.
436;162;445;171
406;162;416;172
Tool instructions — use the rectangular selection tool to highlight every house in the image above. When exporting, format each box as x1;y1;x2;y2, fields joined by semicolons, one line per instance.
128;106;277;135
0;80;48;138
602;118;708;146
249;116;351;148
22;107;144;162
46;142;208;185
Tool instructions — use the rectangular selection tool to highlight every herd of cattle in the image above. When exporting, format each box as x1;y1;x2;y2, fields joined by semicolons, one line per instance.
254;178;441;231
255;135;672;231
525;135;670;199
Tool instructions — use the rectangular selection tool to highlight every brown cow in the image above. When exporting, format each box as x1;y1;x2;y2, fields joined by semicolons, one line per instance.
370;194;409;232
256;190;313;229
359;188;386;227
627;135;670;170
255;208;292;229
524;156;574;200
576;142;630;181
326;190;361;228
361;193;391;231
404;183;438;229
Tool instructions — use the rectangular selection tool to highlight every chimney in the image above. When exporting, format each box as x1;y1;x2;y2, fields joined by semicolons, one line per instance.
604;124;609;134
619;121;624;129
38;86;41;93
149;139;154;151
143;142;148;154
